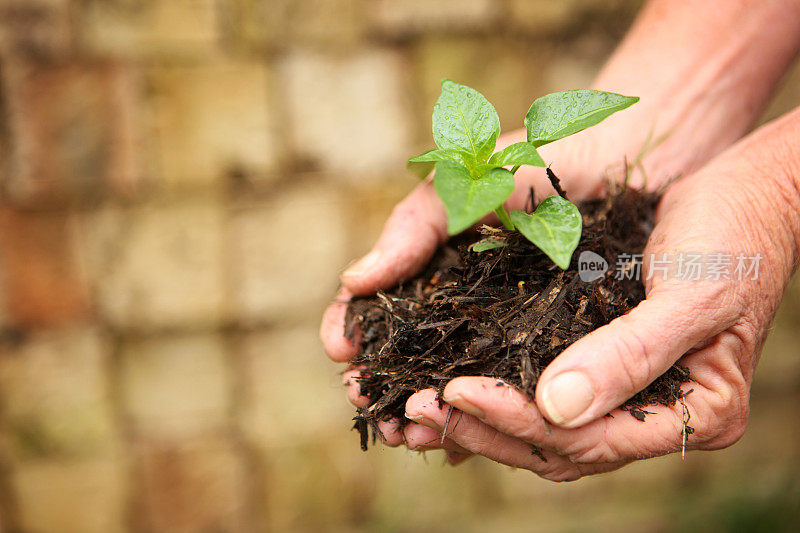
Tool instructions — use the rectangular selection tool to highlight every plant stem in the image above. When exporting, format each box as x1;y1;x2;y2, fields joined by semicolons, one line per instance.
494;205;515;231
511;164;521;175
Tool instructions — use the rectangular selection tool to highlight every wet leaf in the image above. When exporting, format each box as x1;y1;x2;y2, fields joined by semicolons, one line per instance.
488;142;545;168
509;196;582;269
434;161;514;235
408;148;475;171
409;148;462;163
432;80;500;174
526;90;639;147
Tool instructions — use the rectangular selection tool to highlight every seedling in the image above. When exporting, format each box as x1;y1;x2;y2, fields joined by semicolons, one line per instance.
409;80;638;269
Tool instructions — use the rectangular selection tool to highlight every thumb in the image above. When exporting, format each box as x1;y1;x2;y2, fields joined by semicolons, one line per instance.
535;283;734;428
341;182;447;296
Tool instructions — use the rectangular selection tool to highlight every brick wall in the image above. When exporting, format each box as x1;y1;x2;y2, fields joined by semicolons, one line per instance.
1;1;799;531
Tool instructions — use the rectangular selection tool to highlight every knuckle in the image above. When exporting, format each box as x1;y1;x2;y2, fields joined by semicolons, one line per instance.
511;423;545;444
609;317;654;392
567;440;620;464
720;413;749;448
555;419;623;464
702;414;748;450
694;276;733;307
730;316;761;371
664;281;736;330
701;393;750;450
462;423;505;457
694;366;751;450
714;284;743;318
491;407;546;443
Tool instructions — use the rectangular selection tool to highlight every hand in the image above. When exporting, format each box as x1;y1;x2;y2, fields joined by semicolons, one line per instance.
321;0;800;460
320;131;613;460
403;109;800;479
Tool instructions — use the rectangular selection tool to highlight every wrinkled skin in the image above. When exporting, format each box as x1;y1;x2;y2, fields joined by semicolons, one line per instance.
322;109;800;479
403;112;800;480
320;0;800;481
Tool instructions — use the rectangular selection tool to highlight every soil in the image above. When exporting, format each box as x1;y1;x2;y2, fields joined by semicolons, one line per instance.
345;177;692;451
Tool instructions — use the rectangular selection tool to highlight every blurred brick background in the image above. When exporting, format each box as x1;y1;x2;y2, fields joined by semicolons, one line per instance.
0;1;799;532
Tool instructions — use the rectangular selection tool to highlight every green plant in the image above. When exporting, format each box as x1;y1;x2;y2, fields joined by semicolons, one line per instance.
409;80;638;269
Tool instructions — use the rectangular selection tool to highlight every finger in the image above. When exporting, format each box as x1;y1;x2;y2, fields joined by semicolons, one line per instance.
342;369;368;408
443;376;683;461
443;377;554;449
405;389;621;481
343;370;407;446
377;419;404;447
443;379;681;464
446;450;473;466
341;182;447;296
402;421;471;454
402;422;441;451
321;288;358;362
443;332;748;463
534;283;736;428
405;389;567;475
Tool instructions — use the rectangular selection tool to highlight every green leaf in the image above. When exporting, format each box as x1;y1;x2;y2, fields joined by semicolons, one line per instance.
525;90;639;147
408;148;473;167
432;80;500;170
470;236;507;252
406;159;435;179
488;142;545;168
434;161;514;235
509;196;582;269
409;148;458;163
407;148;482;179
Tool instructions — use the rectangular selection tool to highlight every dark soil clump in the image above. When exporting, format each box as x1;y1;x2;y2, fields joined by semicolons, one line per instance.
345;183;692;451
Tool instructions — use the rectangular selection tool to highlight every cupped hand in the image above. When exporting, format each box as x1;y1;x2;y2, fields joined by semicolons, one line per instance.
319;120;724;460
403;109;800;479
321;130;613;458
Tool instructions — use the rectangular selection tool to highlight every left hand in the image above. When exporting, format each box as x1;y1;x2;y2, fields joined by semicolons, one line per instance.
404;109;800;480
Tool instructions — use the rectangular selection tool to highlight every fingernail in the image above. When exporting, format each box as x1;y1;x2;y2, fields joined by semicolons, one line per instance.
539;371;594;426
405;412;424;422
443;393;486;419
343;250;381;279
